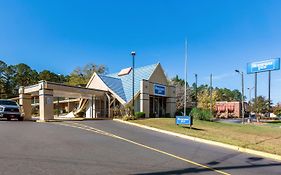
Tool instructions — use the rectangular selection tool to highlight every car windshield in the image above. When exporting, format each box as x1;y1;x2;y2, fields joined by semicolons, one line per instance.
0;100;18;106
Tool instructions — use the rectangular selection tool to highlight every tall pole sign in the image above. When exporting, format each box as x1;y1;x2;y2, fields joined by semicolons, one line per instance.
247;58;280;116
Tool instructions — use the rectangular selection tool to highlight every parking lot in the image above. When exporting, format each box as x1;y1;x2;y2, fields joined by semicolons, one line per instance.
0;120;280;175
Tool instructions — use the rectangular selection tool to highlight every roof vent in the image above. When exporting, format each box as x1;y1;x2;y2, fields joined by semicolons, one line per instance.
118;67;132;76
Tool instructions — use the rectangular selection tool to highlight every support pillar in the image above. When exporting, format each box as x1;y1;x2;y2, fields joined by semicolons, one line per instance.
140;80;150;118
19;87;32;120
86;96;96;118
106;93;111;118
167;86;176;117
39;89;54;121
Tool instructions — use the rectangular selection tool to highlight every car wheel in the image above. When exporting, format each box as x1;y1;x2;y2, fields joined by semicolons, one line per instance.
18;117;24;121
7;117;11;121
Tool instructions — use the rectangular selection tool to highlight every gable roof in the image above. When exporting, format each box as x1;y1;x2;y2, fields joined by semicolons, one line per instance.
99;63;159;103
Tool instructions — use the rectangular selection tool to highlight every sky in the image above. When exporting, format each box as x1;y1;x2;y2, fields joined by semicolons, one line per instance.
0;0;281;103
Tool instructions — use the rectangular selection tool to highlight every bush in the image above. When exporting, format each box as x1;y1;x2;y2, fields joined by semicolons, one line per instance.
122;115;137;121
175;108;192;116
190;108;213;121
135;112;145;119
164;113;171;118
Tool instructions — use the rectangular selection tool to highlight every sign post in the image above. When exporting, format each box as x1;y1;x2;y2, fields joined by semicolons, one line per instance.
176;116;193;129
247;58;280;117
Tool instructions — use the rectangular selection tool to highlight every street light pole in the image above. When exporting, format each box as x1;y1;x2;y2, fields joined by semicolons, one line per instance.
131;51;136;116
195;74;198;108
210;74;213;115
235;70;245;124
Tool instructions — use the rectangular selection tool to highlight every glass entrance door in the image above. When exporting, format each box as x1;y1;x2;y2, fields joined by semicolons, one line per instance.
149;96;166;117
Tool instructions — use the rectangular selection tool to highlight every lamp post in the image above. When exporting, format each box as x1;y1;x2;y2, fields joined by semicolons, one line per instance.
131;51;136;116
235;70;245;124
195;74;198;108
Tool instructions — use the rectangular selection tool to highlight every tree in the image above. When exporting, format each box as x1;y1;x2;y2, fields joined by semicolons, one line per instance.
0;61;7;98
171;75;185;86
68;63;108;86
170;76;193;112
273;103;281;117
252;96;269;115
215;88;242;101
197;89;219;111
38;70;67;83
12;64;39;87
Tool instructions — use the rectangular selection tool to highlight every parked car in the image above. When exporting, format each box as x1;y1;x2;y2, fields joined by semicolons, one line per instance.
0;100;23;121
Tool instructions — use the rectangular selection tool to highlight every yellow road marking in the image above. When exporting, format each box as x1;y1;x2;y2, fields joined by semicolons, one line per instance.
55;122;231;175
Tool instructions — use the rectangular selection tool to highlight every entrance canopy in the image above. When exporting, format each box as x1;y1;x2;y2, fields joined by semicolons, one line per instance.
19;81;108;121
22;81;106;99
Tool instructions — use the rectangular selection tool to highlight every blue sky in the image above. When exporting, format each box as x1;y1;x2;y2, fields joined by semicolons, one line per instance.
0;0;281;103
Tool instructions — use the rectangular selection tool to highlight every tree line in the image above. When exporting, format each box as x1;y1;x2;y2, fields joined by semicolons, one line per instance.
1;60;280;117
170;75;281;117
0;60;107;98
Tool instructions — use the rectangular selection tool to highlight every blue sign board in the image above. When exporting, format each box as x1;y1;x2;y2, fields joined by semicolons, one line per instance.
176;116;192;125
154;84;166;96
247;58;280;74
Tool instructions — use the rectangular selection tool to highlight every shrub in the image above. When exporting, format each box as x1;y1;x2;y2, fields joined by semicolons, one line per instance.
122;115;137;121
175;108;192;116
135;112;145;119
164;113;171;118
190;108;213;121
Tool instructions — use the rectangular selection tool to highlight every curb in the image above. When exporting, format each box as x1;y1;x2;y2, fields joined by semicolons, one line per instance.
113;119;281;162
35;117;112;123
36;120;63;123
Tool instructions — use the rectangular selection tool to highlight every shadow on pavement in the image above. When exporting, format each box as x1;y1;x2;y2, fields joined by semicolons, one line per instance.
133;161;281;175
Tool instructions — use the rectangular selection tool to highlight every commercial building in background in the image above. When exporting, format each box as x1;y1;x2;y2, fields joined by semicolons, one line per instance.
215;101;248;118
80;63;176;118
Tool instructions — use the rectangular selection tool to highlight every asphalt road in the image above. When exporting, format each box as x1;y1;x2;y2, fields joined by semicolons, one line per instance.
0;120;280;175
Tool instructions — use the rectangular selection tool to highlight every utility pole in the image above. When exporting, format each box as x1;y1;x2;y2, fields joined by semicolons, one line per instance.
210;74;213;114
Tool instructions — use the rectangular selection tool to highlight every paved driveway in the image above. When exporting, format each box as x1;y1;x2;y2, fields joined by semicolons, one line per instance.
0;120;280;175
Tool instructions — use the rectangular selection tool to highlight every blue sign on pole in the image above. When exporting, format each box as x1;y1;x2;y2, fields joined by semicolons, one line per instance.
154;84;166;96
176;116;192;125
247;58;280;74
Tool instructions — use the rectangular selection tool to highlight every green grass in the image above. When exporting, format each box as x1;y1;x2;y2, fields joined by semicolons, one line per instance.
131;118;281;155
265;121;281;127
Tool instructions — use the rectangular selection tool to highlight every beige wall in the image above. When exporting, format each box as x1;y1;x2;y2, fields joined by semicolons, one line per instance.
138;64;176;117
140;80;150;118
149;64;168;85
19;90;32;120
39;89;54;121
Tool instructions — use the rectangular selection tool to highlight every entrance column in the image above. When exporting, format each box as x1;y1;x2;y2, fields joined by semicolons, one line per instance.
19;87;32;120
140;80;150;118
167;86;176;117
39;89;54;121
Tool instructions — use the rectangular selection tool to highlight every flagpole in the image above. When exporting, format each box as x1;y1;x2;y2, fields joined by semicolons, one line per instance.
184;39;187;116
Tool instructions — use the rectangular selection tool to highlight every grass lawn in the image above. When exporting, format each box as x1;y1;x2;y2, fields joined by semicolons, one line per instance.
131;118;281;156
265;121;281;127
